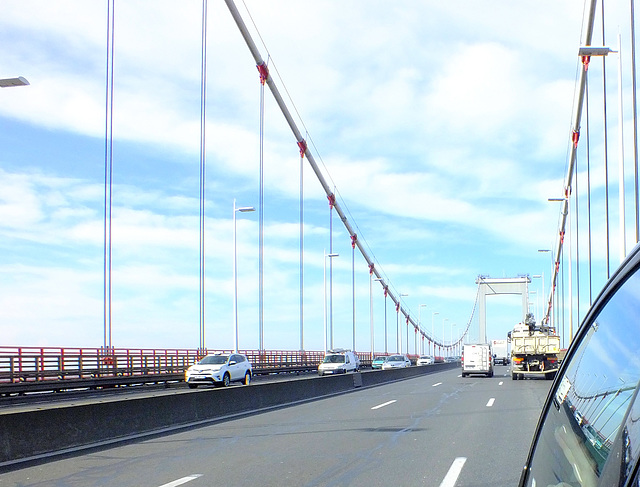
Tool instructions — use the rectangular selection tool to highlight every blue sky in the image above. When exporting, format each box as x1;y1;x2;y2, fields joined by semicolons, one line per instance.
1;0;635;354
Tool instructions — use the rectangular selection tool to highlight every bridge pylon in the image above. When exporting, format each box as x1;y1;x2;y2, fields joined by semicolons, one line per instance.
475;276;531;343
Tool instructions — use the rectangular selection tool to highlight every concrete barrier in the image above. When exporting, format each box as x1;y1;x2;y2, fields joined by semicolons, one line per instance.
0;362;457;467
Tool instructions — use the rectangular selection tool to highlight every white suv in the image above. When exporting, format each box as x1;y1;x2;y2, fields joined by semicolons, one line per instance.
185;353;252;388
318;349;360;376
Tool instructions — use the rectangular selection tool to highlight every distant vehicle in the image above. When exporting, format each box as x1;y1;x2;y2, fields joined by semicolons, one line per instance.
372;356;387;369
490;339;509;365
509;315;560;381
381;354;411;369
461;343;493;377
416;355;434;366
444;356;458;363
318;349;360;376
519;243;640;486
184;353;252;388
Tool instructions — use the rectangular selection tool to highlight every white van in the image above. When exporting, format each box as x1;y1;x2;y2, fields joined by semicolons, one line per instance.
318;349;360;376
461;343;493;377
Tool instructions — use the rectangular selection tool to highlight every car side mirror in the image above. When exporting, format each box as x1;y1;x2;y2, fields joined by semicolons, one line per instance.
229;360;237;366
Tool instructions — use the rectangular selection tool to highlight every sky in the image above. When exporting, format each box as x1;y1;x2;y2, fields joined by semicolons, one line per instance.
1;0;637;354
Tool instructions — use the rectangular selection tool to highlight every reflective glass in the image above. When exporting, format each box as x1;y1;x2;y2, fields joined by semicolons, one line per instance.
525;267;640;486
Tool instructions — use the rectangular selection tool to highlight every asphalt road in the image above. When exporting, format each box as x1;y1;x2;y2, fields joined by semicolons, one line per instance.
0;365;551;487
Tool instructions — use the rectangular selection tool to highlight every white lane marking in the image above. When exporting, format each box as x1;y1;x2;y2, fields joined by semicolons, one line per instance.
499;381;504;386
486;398;495;407
439;457;467;487
159;475;203;487
371;400;397;410
432;382;443;387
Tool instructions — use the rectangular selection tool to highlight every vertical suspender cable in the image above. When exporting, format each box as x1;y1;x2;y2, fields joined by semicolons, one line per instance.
602;0;611;279
631;0;639;243
329;193;334;349
258;64;265;353
586;75;593;305
574;150;580;326
618;32;627;262
299;141;304;351
103;0;115;352
198;0;208;353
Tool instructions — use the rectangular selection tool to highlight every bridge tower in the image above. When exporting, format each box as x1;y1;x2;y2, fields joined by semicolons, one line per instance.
475;276;531;343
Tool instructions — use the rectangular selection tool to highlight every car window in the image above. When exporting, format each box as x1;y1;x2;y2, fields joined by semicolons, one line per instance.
200;355;228;365
523;264;640;486
323;355;345;364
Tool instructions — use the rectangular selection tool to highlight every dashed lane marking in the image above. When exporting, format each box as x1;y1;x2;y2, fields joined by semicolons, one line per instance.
439;457;467;487
432;382;443;387
158;475;203;487
371;400;397;410
486;398;495;407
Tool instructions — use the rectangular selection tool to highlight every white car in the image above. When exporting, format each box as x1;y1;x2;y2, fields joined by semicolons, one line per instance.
381;354;411;369
185;353;252;388
318;349;360;376
416;355;434;366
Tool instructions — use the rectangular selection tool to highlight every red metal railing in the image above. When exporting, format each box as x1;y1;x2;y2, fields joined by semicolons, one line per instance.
0;347;386;384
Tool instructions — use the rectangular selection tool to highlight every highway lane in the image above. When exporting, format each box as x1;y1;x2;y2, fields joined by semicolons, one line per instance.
0;365;551;486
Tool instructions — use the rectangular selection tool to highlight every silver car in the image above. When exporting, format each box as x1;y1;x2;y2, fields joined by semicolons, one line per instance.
185;353;252;388
381;354;411;369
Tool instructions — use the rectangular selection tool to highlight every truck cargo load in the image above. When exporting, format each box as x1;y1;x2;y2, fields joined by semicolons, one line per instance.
509;314;560;380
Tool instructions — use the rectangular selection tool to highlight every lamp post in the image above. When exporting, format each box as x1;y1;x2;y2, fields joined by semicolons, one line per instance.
233;199;255;352
418;304;427;355
538;249;553;325
383;285;388;354
451;323;456;356
370;277;383;359
442;318;448;358
531;276;542;321
397;293;408;352
0;77;29;88
431;312;439;355
324;252;339;351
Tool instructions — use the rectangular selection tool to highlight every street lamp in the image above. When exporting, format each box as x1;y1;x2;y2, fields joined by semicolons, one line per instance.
397;293;408;352
370;276;383;359
442;318;448;357
324;252;339;351
431;311;439;355
538;249;552;324
233;199;255;352
451;323;456;356
0;77;29;88
418;304;427;355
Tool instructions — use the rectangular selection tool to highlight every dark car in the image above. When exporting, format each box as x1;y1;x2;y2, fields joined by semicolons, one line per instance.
519;243;640;486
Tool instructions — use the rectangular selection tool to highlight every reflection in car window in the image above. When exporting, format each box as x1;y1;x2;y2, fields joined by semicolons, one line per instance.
524;266;640;486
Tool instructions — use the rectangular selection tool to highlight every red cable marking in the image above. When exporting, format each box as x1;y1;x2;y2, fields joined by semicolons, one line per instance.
257;62;269;85
297;139;307;158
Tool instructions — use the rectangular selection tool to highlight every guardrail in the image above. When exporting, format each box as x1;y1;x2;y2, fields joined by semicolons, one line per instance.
0;347;386;394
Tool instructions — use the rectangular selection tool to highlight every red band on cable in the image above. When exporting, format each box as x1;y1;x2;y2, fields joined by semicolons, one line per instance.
257;63;269;85
297;139;307;158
